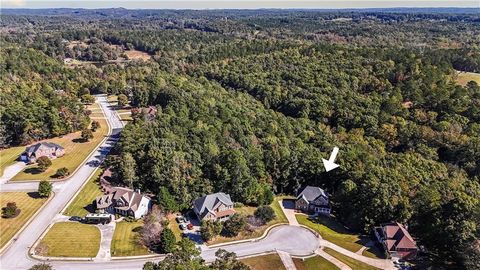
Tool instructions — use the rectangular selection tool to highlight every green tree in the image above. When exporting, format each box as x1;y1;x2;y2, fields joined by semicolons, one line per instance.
200;220;223;242
2;202;19;218
154;238;208;270
120;153;137;188
91;120;101;132
36;156;52;172
38;180;52;197
211;249;250;270
160;228;176;253
118;94;129;107
81;129;93;141
55;167;69;178
254;205;275;224
222;214;247;237
158;187;178;213
81;94;95;104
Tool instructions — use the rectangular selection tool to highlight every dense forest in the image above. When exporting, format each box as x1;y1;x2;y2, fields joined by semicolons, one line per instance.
1;9;479;269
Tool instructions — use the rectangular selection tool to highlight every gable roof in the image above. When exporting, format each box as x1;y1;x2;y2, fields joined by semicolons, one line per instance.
26;142;64;155
382;222;417;251
296;186;327;202
193;192;233;219
96;187;150;213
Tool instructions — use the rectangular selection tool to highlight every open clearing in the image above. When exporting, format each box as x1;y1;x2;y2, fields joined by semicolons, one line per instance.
456;71;480;86
10;105;108;181
296;215;384;259
207;197;289;245
38;222;100;257
241;254;286;270
324;247;381;270
0;192;47;249
63;168;103;217
111;220;150;257
293;256;339;270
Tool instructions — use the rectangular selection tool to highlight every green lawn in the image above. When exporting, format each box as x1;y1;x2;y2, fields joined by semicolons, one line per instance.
456;71;480;86
293;256;339;270
111;220;150;257
0;192;48;248
324;247;381;270
63;169;103;217
0;146;24;176
167;216;183;241
38;222;100;257
241;254;286;270
296;215;384;258
207;197;290;245
11;115;108;181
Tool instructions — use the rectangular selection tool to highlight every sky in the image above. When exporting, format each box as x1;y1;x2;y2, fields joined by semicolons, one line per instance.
1;0;479;9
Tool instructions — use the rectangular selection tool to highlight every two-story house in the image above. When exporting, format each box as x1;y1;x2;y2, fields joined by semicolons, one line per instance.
95;187;150;219
374;222;418;260
193;192;236;222
295;186;331;215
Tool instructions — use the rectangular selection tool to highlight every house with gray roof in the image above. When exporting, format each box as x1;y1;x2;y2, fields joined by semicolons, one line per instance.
20;142;65;163
95;187;150;219
295;186;330;215
193;192;236;222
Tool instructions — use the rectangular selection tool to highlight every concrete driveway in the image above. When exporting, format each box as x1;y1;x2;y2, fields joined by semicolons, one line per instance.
280;199;299;226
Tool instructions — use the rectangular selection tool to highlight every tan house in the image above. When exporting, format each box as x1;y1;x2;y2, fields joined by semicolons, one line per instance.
374;222;418;260
193;192;236;222
95;187;150;219
20;142;65;163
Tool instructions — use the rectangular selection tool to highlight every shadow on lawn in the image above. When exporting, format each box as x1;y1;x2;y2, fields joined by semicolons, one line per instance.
27;192;42;199
23;167;43;175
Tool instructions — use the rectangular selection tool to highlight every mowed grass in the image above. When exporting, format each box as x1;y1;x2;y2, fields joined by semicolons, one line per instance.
11;106;108;181
0;192;47;248
296;215;384;258
111;220;150;257
293;256;340;270
207;197;290;245
456;72;480;86
39;222;100;257
324;247;381;270
241;254;286;270
167;215;183;241
63;169;103;217
0;147;24;176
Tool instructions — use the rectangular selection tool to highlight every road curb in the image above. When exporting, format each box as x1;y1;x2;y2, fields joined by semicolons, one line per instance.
0;191;55;255
207;223;288;248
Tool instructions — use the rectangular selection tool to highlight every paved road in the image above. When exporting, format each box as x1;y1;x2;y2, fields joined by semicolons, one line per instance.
0;162;26;186
0;95;124;270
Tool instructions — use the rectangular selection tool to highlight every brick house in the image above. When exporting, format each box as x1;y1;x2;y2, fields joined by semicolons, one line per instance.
20;142;65;163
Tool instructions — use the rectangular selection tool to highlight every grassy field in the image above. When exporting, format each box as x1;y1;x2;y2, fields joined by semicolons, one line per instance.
296;215;384;259
324;247;381;270
63;169;103;217
456;72;480;86
11;110;108;181
0;147;24;176
293;256;339;270
38;222;100;257
0;192;48;248
241;254;286;270
207;197;290;245
167;215;183;241
111;220;150;257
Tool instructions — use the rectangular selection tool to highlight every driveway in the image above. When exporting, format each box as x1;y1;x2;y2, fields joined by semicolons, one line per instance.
280;199;299;226
0;162;26;185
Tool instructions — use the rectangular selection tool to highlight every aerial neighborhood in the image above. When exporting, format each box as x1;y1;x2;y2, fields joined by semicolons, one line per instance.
1;6;479;270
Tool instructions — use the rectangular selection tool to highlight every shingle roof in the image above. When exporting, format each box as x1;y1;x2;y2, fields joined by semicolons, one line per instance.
26;142;64;154
193;192;233;219
296;186;327;202
382;222;417;251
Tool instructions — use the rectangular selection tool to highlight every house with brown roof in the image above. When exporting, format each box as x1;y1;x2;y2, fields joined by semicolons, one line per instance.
20;142;65;163
374;222;418;260
193;192;236;222
95;187;150;219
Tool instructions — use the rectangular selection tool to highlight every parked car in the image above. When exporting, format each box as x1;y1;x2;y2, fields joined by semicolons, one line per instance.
179;223;187;230
176;215;186;224
187;223;193;230
69;216;83;222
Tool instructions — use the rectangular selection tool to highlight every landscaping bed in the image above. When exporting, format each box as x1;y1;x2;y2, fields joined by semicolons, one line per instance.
0;192;47;248
37;222;100;257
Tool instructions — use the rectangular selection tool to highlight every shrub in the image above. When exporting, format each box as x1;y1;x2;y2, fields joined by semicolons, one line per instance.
118;94;129;107
29;263;52;270
81;129;93;141
160;228;176;253
38;180;52;197
254;205;276;224
37;156;52;172
2;202;20;218
91;120;101;132
200;220;223;241
55;167;69;178
222;214;247;237
81;94;95;104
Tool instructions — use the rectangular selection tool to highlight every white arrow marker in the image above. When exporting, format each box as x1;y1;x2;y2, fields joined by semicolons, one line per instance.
322;146;340;172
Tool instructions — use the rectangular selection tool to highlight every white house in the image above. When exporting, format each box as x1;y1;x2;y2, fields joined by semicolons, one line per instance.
95;187;150;219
